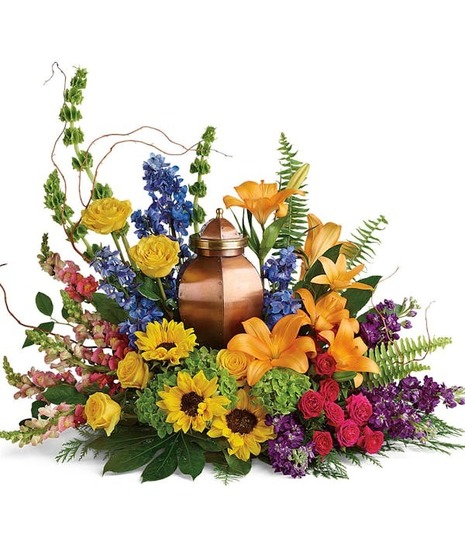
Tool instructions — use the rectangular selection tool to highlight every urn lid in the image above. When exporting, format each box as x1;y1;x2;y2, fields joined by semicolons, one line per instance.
189;208;248;256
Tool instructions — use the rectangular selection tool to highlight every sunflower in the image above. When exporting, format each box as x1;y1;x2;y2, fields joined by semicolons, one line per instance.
157;370;230;433
208;389;275;461
135;319;196;364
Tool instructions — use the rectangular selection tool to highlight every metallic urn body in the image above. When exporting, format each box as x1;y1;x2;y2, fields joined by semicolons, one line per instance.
178;209;263;348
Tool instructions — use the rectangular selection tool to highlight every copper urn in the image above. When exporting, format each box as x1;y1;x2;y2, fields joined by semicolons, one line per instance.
178;209;264;348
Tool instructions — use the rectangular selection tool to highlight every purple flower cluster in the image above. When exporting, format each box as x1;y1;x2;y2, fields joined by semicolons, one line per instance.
362;375;465;440
360;299;416;349
132;153;193;240
266;413;315;478
263;289;301;329
262;247;298;290
91;246;164;346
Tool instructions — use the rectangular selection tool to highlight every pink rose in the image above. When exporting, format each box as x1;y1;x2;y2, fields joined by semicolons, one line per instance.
346;393;373;426
312;430;333;456
319;378;340;402
336;419;360;447
324;401;345;427
357;426;384;454
313;353;337;376
298;390;324;419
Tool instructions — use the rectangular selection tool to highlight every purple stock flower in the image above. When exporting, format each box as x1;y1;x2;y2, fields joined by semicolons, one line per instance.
266;413;315;478
362;375;464;440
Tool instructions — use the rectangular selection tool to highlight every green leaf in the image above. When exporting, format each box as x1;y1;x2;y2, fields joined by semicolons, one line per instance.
22;321;54;348
333;371;357;383
92;293;128;324
259;218;286;260
31;400;47;418
137;277;161;301
224;452;252;476
177;435;206;480
141;437;179;482
343;275;381;317
43;384;88;405
35;292;53;316
187;431;227;452
88;428;159;452
103;438;164;474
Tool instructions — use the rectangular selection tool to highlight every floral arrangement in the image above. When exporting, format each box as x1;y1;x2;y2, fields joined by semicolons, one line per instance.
1;66;464;482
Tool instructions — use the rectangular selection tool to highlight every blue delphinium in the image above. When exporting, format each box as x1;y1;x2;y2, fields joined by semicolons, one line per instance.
262;246;297;290
91;246;164;346
263;290;301;329
132;153;193;241
262;247;300;328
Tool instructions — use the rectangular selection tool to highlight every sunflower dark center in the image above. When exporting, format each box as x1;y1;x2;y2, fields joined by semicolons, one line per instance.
159;342;176;351
180;392;204;417
226;409;258;434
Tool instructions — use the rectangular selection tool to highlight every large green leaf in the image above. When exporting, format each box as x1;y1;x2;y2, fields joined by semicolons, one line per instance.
259;218;286;260
103;438;165;474
92;293;128;324
35;292;53;316
43;384;88;405
141;442;179;482
88;428;160;452
343;275;381;317
177;435;206;480
224;452;252;476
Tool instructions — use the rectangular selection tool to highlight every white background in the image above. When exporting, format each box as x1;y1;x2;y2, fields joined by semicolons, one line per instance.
1;1;465;557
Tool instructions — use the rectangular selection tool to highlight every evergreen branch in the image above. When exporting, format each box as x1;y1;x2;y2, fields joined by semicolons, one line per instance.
345;215;388;267
310;452;349;479
55;427;103;463
213;463;243;484
364;335;452;388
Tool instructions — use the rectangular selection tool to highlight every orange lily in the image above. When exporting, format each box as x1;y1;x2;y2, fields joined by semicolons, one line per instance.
223;180;305;226
312;253;373;291
301;214;342;273
295;288;359;333
227;314;316;386
320;318;379;388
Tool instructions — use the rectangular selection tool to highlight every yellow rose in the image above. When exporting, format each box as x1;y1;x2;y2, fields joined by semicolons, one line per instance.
81;198;132;234
85;393;121;436
129;235;179;278
116;351;150;389
217;349;252;383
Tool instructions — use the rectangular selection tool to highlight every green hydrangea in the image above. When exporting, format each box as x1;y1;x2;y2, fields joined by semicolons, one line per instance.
135;370;177;438
135;349;239;437
183;347;238;408
251;368;311;415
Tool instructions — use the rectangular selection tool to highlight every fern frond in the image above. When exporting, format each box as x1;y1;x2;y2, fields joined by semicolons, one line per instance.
345;215;388;267
275;133;310;249
364;335;452;388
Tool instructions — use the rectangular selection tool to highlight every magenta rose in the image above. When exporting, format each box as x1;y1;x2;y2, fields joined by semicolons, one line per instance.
312;430;333;456
357;426;384;454
319;378;340;402
346;393;373;426
313;353;337;376
336;419;360;447
324;401;345;427
298;390;324;419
